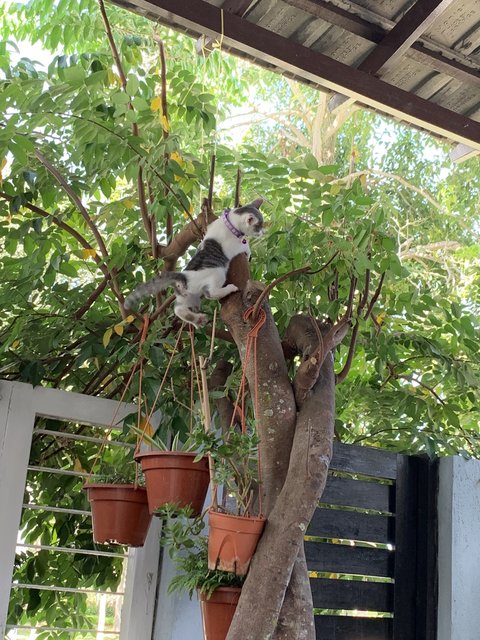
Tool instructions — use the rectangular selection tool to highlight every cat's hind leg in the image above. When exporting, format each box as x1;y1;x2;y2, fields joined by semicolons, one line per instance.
174;303;208;328
202;284;238;300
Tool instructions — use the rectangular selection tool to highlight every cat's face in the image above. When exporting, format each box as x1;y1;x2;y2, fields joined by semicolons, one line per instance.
232;198;265;237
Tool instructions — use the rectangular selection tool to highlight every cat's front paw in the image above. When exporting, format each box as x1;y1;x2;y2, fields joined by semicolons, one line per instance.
225;284;239;295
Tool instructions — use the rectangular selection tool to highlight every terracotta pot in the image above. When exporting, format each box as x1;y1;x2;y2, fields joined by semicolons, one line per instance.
134;451;210;516
84;483;151;546
198;587;241;640
207;509;266;575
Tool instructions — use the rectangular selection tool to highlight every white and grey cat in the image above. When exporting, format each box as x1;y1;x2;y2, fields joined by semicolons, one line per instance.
125;199;264;327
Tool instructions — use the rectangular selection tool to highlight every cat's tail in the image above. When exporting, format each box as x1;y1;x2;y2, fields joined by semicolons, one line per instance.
124;272;186;310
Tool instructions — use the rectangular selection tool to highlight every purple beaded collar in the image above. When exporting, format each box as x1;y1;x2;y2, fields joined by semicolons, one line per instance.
221;208;248;244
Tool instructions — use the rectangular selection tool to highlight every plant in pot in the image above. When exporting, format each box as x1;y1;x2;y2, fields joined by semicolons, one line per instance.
130;414;210;517
160;506;244;640
84;447;151;547
195;426;266;576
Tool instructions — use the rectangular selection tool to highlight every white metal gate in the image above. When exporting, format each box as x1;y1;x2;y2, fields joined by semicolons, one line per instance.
0;380;161;639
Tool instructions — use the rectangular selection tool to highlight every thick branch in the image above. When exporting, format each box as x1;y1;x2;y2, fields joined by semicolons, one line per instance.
227;354;335;640
284;315;349;406
161;209;216;270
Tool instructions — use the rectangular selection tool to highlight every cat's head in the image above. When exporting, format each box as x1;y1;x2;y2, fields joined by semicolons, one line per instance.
231;198;265;237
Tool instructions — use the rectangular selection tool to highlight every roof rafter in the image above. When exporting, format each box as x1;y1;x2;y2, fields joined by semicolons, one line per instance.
328;0;457;110
283;0;480;89
122;0;480;149
356;0;457;75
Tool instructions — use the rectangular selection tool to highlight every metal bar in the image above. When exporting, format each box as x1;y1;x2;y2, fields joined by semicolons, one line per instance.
34;427;135;448
22;503;91;516
130;0;480;148
16;543;127;558
27;465;92;478
356;0;457;75
11;583;124;596
7;625;119;634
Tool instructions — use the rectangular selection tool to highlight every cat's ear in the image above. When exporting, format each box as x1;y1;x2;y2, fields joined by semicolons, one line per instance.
249;198;263;209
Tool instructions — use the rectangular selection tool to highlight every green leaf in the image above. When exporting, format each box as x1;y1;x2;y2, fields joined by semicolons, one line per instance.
126;75;139;96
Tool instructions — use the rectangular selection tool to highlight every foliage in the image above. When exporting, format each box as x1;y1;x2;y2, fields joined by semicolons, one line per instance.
1;0;480;632
194;426;260;516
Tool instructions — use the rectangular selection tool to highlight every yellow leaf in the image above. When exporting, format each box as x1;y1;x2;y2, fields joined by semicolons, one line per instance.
170;151;183;165
103;327;113;348
125;315;135;323
11;340;20;350
73;458;86;473
161;115;170;132
150;96;162;112
376;312;386;326
330;184;341;196
81;248;97;259
113;324;124;336
107;69;121;86
124;199;135;210
0;157;7;184
359;174;367;189
139;417;155;437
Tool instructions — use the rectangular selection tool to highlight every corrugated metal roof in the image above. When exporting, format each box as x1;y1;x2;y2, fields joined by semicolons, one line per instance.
112;0;480;160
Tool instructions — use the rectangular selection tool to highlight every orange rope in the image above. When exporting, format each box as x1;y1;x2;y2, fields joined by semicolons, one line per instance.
134;322;185;455
87;315;150;482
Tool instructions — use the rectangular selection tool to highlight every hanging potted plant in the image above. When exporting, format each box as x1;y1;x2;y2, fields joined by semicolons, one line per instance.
84;451;151;547
131;417;210;517
161;508;244;640
195;354;266;576
197;427;266;576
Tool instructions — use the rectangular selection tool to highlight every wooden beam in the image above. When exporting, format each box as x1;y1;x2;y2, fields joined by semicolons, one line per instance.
220;0;255;15
283;0;480;89
282;0;386;42
356;0;457;75
329;0;457;111
119;0;480;149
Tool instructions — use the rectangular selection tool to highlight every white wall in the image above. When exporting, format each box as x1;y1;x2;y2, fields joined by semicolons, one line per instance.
438;456;480;640
152;550;203;640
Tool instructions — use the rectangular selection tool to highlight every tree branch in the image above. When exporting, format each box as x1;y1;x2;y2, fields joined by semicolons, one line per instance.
364;272;385;320
34;151;110;261
208;154;216;209
74;277;109;320
251;265;311;320
235;168;241;207
97;0;127;88
0;191;127;312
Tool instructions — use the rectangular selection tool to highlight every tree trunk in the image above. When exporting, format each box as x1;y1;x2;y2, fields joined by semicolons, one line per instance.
221;255;337;639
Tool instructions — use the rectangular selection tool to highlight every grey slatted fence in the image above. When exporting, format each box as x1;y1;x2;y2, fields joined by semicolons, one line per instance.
307;442;438;640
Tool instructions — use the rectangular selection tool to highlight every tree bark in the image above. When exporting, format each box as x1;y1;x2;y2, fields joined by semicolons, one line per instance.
220;255;338;639
226;354;335;640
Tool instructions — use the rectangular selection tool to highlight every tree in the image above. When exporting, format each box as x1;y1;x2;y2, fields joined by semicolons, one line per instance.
1;0;480;637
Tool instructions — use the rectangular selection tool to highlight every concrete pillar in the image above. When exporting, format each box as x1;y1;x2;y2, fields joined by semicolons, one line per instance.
438;456;480;640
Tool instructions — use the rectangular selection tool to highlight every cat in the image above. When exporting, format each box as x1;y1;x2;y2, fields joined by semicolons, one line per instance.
125;199;264;327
